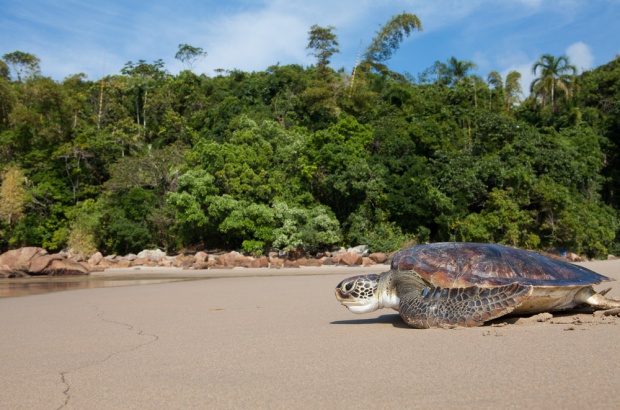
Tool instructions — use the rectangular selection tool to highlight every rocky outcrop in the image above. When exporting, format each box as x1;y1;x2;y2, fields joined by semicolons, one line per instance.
0;245;394;276
0;247;91;278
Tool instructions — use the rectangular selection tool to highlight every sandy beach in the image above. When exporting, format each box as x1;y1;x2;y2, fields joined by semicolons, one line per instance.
1;260;619;409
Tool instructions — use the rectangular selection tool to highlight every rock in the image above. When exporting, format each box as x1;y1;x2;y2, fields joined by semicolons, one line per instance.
137;249;166;263
297;258;323;267
566;252;585;262
283;259;300;268
608;255;618;260
322;257;336;265
70;253;86;262
362;257;376;266
130;257;148;266
159;256;176;267
42;259;90;276
124;253;137;261
0;264;17;278
214;252;252;268
92;259;111;269
113;260;131;268
339;252;363;266
131;257;157;267
28;254;66;274
173;254;196;268
0;247;48;273
268;257;284;268
88;252;104;266
194;251;208;263
240;257;269;268
191;261;215;270
347;245;370;256
368;252;388;264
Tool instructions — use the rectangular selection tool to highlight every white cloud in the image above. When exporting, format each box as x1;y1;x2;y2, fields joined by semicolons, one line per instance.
566;41;594;72
194;9;310;74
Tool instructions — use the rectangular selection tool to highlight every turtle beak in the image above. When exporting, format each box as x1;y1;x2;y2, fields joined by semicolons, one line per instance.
334;287;349;302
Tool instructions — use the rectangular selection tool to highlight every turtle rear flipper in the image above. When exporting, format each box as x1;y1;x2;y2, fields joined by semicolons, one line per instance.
399;283;533;329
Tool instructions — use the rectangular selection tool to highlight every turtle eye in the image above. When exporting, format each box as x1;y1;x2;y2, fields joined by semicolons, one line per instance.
344;282;354;292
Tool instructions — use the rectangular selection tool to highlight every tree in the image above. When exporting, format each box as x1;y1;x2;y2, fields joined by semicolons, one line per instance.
0;60;9;80
363;12;423;66
175;44;207;71
2;51;40;82
487;70;522;111
487;71;503;90
444;57;478;85
306;25;340;75
531;54;577;111
0;165;28;227
121;59;168;131
504;71;523;110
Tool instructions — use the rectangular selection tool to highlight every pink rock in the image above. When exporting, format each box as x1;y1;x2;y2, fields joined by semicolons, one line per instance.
42;259;90;276
339;252;362;266
362;257;377;266
194;251;208;263
88;252;104;266
28;254;66;274
269;257;284;268
0;247;48;272
368;253;388;264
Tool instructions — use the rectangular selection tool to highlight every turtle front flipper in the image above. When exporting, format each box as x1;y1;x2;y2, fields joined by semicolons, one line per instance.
399;283;533;329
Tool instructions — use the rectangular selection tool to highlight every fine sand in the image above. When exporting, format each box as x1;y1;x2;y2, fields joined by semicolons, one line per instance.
1;260;619;409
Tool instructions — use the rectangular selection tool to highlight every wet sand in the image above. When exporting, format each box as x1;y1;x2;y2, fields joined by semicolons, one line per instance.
1;261;619;409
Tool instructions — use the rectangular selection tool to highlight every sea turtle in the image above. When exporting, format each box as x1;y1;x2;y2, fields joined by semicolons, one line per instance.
335;242;620;329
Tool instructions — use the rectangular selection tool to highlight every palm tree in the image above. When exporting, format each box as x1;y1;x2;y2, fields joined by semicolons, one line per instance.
487;70;522;112
446;57;478;85
530;54;577;112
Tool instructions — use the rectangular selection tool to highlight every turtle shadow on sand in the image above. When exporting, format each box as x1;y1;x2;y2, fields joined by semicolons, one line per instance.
331;314;410;329
332;307;619;330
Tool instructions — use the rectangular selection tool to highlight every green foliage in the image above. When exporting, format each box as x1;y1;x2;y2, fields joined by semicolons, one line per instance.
2;50;40;82
306;25;340;74
175;44;207;71
364;12;423;65
100;188;156;254
66;199;101;256
1;41;619;258
531;54;577;112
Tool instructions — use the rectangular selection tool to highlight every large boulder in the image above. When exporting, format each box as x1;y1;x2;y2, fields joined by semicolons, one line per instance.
0;247;91;277
347;245;370;256
137;249;166;263
368;252;388;264
339;252;363;266
42;259;91;276
0;247;48;274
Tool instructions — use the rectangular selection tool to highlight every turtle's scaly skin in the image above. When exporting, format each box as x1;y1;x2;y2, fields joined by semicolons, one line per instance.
397;281;532;328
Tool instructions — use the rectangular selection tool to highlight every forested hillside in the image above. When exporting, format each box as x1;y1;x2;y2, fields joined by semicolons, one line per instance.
1;14;619;258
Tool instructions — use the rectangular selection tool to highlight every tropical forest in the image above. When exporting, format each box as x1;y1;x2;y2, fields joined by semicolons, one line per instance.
1;13;619;259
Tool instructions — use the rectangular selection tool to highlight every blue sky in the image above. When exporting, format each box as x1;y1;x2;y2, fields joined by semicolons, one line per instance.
1;0;619;91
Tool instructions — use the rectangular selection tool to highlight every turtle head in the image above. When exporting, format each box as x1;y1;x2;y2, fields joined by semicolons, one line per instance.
335;271;399;314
